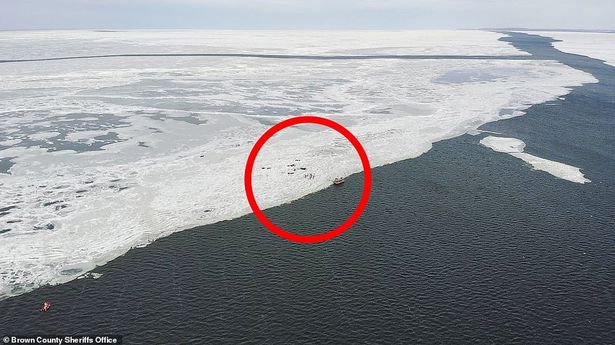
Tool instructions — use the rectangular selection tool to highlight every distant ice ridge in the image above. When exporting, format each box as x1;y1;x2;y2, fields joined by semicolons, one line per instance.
524;31;615;67
480;136;590;184
0;31;596;299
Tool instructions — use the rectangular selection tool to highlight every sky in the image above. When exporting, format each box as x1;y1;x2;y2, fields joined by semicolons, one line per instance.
1;0;614;30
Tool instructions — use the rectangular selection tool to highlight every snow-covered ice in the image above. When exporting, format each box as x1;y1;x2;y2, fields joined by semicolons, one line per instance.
479;136;591;184
524;31;615;67
0;30;596;299
0;30;527;60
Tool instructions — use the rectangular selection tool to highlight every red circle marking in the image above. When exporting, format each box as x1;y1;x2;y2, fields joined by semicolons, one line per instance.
244;115;372;244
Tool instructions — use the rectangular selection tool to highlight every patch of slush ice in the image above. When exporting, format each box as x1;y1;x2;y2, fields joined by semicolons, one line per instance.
28;131;60;140
78;272;102;280
0;139;22;146
480;136;590;184
0;31;596;300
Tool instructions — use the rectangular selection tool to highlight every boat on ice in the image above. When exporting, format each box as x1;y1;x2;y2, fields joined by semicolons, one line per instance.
333;177;345;185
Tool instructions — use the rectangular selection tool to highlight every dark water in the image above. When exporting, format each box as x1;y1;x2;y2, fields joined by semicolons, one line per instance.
1;33;615;344
0;157;15;174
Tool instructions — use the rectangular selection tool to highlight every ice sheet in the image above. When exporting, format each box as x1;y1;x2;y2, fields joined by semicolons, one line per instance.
524;31;615;67
0;30;527;60
0;31;595;299
479;136;590;184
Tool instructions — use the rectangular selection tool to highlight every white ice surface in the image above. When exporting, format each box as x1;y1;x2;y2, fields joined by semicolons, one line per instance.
524;31;615;67
480;136;590;184
0;31;595;299
0;30;527;60
77;272;102;280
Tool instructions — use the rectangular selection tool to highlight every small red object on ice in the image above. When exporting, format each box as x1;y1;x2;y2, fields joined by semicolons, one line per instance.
40;301;51;312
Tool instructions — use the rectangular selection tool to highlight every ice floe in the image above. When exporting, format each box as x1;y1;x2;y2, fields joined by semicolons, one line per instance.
480;136;590;184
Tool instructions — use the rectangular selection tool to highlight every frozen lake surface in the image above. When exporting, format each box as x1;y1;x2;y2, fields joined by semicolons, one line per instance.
524;31;615;67
0;30;595;299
